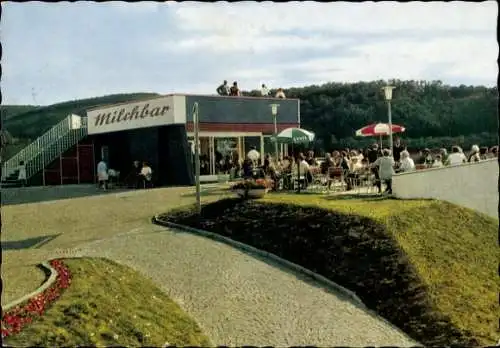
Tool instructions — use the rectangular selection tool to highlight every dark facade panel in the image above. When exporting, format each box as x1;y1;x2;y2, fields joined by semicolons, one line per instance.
89;125;194;187
157;125;194;186
184;95;300;124
128;127;159;172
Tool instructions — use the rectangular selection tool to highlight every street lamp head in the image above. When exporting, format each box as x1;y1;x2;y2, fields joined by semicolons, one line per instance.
382;86;396;101
270;103;280;116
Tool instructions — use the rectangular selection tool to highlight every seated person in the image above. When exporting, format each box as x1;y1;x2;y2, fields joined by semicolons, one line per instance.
488;146;498;159
267;160;281;191
399;150;416;172
280;156;292;173
140;162;153;188
320;153;335;174
263;154;272;175
242;157;254;178
448;146;467;165
479;147;489;160
432;154;444;168
345;156;363;190
305;151;317;166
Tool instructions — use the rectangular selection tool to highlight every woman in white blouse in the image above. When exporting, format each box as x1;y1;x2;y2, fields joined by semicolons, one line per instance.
399;150;415;172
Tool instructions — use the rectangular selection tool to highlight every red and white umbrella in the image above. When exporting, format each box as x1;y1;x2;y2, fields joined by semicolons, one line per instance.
355;123;405;137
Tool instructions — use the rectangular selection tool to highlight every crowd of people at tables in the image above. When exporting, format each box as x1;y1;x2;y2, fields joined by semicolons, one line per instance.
216;80;287;98
95;136;497;194
219;137;498;195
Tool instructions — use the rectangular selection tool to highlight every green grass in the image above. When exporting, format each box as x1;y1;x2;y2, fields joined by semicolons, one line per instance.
4;258;212;347
262;194;498;345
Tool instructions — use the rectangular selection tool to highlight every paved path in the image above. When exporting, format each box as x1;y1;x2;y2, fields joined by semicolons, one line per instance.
59;225;418;346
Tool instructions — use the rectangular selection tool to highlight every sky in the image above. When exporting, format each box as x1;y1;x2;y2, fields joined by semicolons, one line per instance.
1;1;498;106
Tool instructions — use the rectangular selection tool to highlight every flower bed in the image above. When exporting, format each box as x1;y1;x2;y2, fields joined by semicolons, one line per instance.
2;259;72;338
231;178;274;199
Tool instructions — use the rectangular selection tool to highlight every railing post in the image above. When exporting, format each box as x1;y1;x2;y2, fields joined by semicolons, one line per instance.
59;141;63;186
42;143;46;186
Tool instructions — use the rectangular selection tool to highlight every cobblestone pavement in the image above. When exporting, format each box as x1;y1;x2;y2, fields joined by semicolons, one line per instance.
65;225;418;347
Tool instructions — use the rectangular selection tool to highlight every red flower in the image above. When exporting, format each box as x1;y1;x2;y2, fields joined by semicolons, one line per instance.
1;259;72;338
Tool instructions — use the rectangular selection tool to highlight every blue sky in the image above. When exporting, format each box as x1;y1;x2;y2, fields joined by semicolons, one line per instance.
2;1;498;105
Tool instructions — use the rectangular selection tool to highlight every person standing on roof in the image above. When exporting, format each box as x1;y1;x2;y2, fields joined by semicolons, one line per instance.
260;84;270;97
216;80;230;96
275;88;286;99
230;81;241;96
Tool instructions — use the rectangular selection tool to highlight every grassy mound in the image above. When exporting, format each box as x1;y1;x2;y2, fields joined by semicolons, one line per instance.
159;194;497;346
4;258;211;347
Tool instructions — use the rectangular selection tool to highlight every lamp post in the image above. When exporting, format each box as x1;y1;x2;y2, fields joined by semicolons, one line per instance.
192;102;201;214
382;86;396;157
270;103;280;162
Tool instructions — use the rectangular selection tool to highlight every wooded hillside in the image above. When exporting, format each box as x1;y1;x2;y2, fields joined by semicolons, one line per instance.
2;80;498;154
245;79;498;150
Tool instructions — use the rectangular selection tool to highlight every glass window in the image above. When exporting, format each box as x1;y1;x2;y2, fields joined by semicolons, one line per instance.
198;137;211;175
243;136;261;156
263;136;275;158
214;137;239;174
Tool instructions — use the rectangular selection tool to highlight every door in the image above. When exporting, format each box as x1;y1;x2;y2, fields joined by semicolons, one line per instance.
100;146;109;163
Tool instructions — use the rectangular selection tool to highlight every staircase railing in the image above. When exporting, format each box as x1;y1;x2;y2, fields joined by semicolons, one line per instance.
1;114;88;181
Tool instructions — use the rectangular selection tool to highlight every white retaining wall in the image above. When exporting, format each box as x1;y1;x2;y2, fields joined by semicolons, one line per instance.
392;158;499;220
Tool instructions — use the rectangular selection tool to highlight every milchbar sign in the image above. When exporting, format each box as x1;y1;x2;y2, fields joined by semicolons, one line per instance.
87;96;182;135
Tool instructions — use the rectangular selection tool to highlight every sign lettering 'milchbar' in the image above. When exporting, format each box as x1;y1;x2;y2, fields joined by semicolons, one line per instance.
93;104;171;127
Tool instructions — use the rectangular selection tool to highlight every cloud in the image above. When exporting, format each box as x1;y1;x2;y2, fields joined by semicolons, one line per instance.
285;36;498;83
0;1;497;105
171;1;496;35
166;35;355;53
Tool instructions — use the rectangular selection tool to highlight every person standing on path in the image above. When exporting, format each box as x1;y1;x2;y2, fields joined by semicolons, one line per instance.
367;143;382;193
373;149;395;194
17;161;27;187
97;159;109;190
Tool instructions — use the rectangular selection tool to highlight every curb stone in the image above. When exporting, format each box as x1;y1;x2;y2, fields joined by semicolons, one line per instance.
3;261;58;312
153;215;422;346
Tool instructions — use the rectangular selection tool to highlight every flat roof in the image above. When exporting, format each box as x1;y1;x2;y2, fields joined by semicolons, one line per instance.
86;93;300;113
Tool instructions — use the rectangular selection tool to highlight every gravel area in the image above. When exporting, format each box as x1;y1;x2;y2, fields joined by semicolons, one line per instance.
1;185;231;303
65;225;418;346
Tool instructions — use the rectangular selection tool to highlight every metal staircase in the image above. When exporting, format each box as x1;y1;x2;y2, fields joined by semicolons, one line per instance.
1;114;88;186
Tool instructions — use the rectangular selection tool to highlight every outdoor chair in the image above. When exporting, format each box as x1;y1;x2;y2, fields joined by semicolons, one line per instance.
278;172;292;190
327;167;346;192
355;169;377;193
107;169;121;189
308;170;328;193
291;171;307;190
